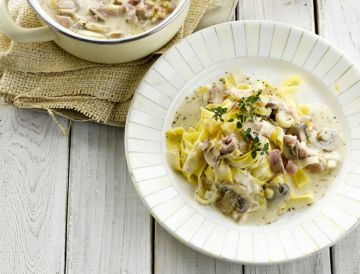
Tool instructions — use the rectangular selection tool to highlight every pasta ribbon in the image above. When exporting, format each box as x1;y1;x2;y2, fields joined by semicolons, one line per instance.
222;74;238;89
291;169;309;188
269;126;284;151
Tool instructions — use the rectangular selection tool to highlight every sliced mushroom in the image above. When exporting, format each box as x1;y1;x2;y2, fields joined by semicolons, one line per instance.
284;134;297;148
204;143;221;168
265;97;283;111
267;181;290;200
265;102;280;110
265;97;285;121
216;183;256;218
276;183;290;198
269;149;285;174
216;187;236;215
283;143;297;160
303;156;327;173
220;134;238;155
276;109;295;128
287;124;307;142
283;139;312;160
316;128;339;152
296;141;309;159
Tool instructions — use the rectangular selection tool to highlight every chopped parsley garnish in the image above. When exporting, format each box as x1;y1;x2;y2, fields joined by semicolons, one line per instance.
261;143;270;155
231;90;263;128
242;130;270;159
210;106;228;122
238;90;262;112
228;118;234;122
243;128;252;142
251;135;270;159
236;114;246;128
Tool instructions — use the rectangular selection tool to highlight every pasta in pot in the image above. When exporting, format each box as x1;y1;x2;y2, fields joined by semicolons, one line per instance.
41;0;179;39
166;72;345;224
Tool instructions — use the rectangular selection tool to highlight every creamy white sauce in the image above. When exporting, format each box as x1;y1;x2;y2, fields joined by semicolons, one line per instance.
172;93;206;128
247;105;346;225
173;93;347;225
40;0;178;39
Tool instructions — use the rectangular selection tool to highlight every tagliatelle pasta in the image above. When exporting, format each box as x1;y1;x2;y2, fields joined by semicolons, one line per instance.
167;72;345;224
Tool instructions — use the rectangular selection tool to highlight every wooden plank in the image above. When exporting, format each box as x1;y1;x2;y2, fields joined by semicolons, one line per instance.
155;223;242;274
244;250;331;274
0;105;69;273
317;1;360;273
317;0;360;62
238;0;315;31
66;123;152;274
238;1;331;273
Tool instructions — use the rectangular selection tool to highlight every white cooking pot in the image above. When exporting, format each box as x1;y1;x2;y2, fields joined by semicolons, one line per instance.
0;0;190;63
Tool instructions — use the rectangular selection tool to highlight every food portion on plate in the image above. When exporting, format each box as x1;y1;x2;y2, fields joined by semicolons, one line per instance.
166;72;346;224
42;0;178;39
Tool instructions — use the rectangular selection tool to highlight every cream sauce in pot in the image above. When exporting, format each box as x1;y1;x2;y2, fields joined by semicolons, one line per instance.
40;0;179;39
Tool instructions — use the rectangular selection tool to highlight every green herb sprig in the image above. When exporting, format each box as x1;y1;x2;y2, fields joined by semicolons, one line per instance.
252;136;270;159
236;114;246;128
242;130;270;159
210;106;228;122
230;90;263;129
238;90;262;111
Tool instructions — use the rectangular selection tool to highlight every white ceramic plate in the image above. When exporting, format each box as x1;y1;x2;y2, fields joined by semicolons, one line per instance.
125;20;360;264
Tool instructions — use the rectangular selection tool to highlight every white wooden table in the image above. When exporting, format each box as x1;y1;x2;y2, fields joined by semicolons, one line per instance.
1;0;359;273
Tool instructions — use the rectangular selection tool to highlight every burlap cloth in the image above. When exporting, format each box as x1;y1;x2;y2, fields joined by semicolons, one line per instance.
0;0;237;127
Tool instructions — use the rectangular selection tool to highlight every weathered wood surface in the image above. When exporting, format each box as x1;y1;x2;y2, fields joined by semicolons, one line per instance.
0;106;69;273
317;1;360;273
66;123;152;274
238;0;315;32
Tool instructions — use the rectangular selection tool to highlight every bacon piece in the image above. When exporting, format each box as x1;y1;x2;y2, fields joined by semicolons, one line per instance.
269;149;285;174
286;160;298;175
55;15;73;28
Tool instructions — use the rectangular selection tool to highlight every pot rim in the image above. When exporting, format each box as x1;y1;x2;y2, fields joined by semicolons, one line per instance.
26;0;190;44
